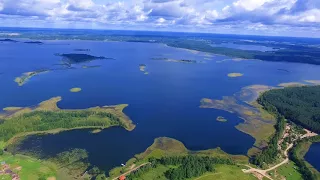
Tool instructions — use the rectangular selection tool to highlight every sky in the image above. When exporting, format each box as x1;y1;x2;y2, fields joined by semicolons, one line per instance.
0;0;320;37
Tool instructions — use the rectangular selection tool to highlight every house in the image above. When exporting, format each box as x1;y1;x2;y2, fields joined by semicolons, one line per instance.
119;175;126;180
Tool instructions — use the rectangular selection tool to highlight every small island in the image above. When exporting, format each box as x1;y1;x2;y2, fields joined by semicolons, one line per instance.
152;57;199;63
14;69;49;86
139;64;149;75
56;53;114;64
70;87;82;93
91;129;102;134
24;41;43;44
74;48;90;52
216;116;228;122
0;39;18;42
139;64;146;72
228;73;243;78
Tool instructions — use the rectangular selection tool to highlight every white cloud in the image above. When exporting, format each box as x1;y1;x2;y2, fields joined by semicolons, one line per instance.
0;0;319;37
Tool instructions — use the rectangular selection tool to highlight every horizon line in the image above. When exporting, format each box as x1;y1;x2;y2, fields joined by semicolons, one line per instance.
0;26;320;40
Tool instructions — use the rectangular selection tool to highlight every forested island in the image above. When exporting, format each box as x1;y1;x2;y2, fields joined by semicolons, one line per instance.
56;53;113;64
0;96;135;146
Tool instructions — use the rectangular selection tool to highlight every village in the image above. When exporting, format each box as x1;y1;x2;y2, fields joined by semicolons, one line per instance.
242;122;318;180
0;161;20;180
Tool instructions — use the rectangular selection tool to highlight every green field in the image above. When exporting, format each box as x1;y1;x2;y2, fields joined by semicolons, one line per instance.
193;165;256;180
0;153;56;180
271;161;303;180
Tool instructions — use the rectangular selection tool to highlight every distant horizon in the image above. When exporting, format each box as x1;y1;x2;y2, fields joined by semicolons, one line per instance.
1;26;320;40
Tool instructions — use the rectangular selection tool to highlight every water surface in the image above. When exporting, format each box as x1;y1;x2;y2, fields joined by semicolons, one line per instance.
1;39;320;172
305;143;320;171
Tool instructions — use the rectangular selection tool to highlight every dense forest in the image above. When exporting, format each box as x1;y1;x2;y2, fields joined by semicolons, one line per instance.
0;110;124;142
127;156;234;180
257;86;320;133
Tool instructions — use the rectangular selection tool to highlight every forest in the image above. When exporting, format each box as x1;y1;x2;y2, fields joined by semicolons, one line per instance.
0;110;124;142
257;85;320;133
127;156;234;180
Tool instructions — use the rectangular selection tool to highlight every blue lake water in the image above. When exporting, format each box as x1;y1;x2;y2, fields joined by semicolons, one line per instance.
1;39;320;172
305;143;320;171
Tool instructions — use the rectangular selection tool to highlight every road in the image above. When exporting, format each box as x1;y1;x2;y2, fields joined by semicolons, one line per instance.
112;162;150;180
242;125;318;180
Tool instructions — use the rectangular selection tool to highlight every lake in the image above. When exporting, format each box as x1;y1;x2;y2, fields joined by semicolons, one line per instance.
305;143;320;171
1;38;320;172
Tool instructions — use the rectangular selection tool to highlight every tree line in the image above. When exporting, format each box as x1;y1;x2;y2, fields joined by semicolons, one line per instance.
251;115;285;167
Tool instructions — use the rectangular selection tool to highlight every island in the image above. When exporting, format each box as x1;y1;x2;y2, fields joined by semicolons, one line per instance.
139;64;146;72
0;39;18;42
14;69;50;86
152;57;199;63
228;73;243;78
24;41;43;44
82;65;102;69
216;116;228;122
70;87;82;93
56;53;114;64
74;48;90;52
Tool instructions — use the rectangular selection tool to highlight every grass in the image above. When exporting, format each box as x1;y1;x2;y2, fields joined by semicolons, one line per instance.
0;153;57;180
131;165;169;180
0;175;12;180
271;161;303;180
69;87;82;93
228;73;243;78
193;165;256;180
135;137;188;160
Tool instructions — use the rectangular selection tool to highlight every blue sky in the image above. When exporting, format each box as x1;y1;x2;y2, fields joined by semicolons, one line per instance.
0;0;319;37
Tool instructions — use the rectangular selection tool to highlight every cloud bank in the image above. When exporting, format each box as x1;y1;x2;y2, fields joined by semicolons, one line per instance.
0;0;319;37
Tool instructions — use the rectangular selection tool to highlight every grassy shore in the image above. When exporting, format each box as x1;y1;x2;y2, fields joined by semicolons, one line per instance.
200;84;277;156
